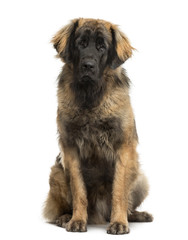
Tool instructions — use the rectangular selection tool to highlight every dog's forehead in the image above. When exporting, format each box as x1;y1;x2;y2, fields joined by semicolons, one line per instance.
76;19;112;41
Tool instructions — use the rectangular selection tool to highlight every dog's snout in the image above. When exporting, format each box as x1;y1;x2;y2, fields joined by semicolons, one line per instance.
81;60;96;72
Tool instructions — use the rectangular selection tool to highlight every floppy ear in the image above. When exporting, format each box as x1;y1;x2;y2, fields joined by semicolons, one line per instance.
109;26;134;69
51;19;79;63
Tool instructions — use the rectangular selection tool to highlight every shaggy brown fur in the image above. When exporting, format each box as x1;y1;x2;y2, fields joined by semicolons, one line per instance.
43;18;153;234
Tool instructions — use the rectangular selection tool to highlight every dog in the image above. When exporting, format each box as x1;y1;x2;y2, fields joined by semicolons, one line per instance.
43;18;153;234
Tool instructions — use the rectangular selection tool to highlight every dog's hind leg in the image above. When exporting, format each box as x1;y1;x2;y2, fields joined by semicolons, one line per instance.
128;210;153;222
128;172;153;222
43;155;72;225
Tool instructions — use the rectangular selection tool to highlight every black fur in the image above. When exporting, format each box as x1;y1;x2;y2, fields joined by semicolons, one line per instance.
69;26;110;108
70;79;106;109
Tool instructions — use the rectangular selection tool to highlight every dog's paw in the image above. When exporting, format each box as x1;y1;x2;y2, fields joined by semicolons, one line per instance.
56;214;72;228
128;211;154;222
66;219;87;232
139;211;153;222
107;222;130;235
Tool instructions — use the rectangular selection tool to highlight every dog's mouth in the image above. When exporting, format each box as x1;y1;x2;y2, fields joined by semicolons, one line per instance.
80;75;95;84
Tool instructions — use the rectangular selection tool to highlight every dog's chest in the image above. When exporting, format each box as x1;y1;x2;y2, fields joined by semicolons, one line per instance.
64;111;124;157
64;111;122;192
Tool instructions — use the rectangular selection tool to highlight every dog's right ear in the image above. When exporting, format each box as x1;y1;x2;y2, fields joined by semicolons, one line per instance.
51;19;79;63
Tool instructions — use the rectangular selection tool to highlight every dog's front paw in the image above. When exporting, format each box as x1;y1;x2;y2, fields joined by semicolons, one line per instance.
107;222;130;235
66;219;87;232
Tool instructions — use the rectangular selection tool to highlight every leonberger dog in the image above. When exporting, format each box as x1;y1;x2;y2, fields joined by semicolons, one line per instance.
43;18;153;234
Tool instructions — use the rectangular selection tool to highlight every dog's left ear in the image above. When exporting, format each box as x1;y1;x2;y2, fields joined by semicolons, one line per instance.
51;19;79;63
108;26;134;69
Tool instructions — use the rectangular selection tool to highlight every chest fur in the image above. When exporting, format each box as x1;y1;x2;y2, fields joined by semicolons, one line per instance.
63;112;124;159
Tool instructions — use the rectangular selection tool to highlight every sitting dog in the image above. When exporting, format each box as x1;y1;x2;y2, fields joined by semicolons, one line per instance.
43;18;153;234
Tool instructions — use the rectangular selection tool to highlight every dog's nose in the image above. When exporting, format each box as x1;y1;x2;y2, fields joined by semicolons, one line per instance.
82;60;95;72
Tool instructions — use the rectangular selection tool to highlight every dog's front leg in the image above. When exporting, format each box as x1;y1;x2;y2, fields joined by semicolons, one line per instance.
63;147;88;232
107;144;138;235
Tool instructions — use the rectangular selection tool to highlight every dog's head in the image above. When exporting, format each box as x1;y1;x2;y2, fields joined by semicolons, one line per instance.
52;18;134;85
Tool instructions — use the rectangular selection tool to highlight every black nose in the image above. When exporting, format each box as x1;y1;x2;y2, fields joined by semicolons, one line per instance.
82;60;95;72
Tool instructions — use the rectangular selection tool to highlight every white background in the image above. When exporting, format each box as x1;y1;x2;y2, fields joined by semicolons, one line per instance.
0;0;188;239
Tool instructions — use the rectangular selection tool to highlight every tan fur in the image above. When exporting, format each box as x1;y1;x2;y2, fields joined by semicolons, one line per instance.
43;161;71;222
62;145;88;222
114;27;134;61
51;19;78;57
108;144;139;232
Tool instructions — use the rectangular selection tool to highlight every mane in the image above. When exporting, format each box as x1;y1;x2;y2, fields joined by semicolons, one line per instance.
58;64;130;109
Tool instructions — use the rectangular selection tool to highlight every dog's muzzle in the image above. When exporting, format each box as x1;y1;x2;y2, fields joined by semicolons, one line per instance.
80;58;97;81
81;59;96;73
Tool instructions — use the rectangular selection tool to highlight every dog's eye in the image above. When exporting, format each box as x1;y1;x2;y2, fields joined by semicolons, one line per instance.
96;44;106;52
96;38;106;52
79;39;88;48
98;44;106;52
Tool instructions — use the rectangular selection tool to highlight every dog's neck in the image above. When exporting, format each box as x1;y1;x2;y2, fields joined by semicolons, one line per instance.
58;64;107;109
71;77;107;109
58;64;130;110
